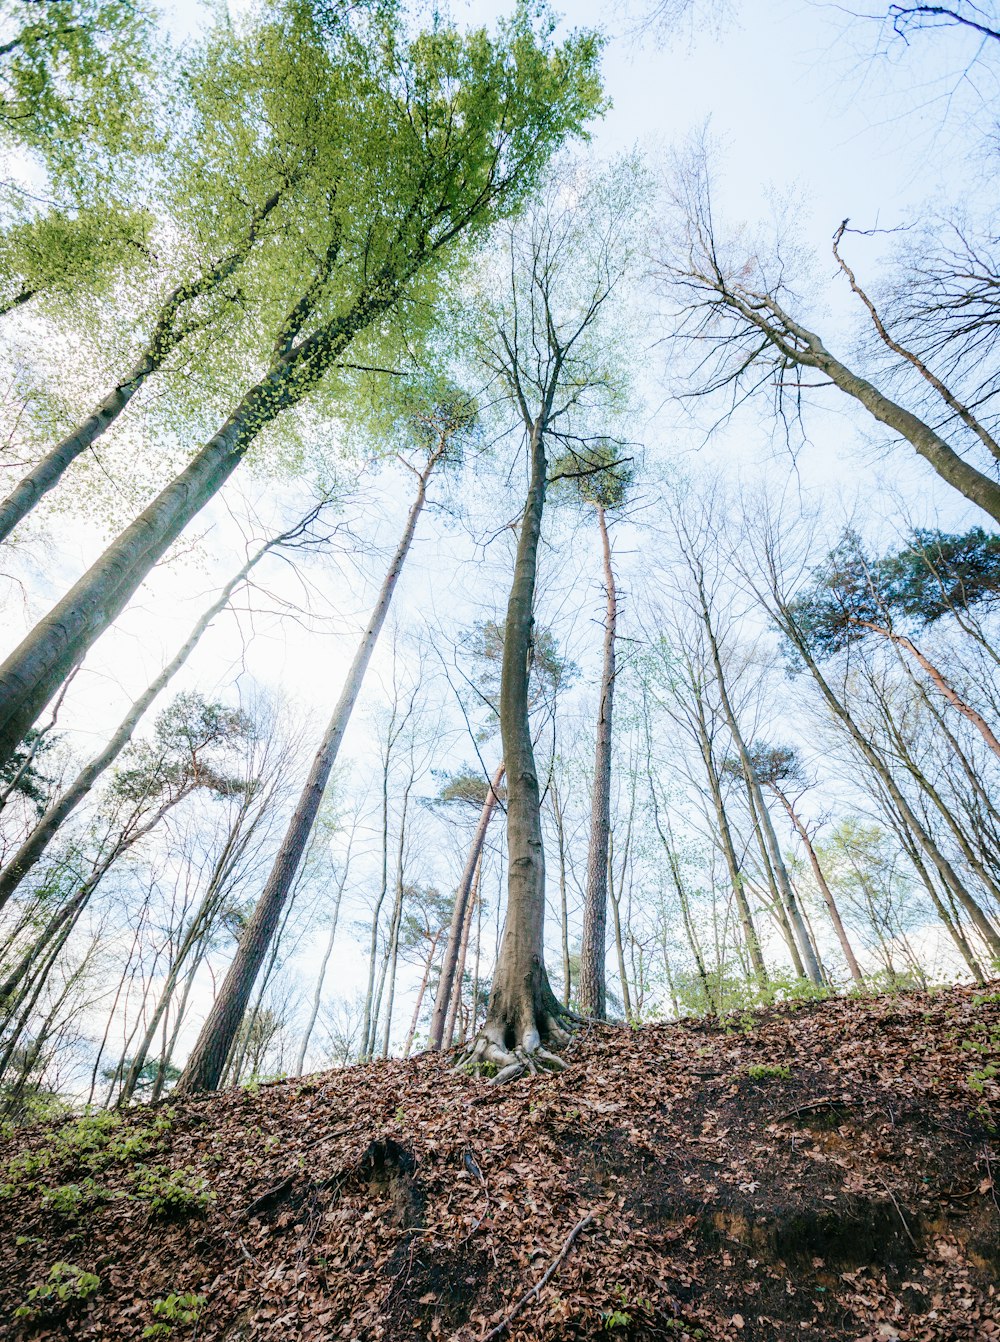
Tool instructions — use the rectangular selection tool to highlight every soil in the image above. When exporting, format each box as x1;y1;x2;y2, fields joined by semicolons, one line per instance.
0;981;997;1340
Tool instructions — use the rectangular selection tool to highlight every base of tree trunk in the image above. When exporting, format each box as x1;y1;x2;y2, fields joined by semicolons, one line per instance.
455;956;574;1083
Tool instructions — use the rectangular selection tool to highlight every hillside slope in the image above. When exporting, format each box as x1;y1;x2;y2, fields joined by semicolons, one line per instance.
1;984;997;1341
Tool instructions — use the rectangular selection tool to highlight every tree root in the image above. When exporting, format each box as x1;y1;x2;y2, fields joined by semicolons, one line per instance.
454;1012;574;1084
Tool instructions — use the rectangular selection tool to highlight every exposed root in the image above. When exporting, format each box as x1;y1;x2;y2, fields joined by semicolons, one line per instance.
455;1010;575;1084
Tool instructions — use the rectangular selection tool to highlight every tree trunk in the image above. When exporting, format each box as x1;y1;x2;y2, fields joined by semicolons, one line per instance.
607;835;633;1020
175;455;433;1095
550;783;572;1006
774;789;865;986
690;702;767;983
579;503;617;1019
445;853;481;1048
0;193;285;543
0;292;389;770
0;522;294;910
295;856;351;1075
429;762;504;1049
781;610;1000;959
379;783;413;1059
462;420;567;1074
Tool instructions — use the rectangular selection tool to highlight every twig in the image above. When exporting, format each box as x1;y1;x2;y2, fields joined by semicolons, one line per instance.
872;1171;919;1250
774;1098;855;1123
460;1212;595;1342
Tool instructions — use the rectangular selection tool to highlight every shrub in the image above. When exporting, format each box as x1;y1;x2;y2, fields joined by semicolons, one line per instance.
13;1262;100;1321
131;1166;214;1217
142;1291;206;1337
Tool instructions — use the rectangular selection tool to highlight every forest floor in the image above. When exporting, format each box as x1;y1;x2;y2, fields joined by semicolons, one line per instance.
0;982;998;1341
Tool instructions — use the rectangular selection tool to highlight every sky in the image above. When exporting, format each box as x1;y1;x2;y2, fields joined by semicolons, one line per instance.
2;0;999;1061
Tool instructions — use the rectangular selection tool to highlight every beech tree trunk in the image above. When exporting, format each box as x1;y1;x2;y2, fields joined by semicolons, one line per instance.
579;503;617;1019
176;455;433;1094
694;582;823;985
0;192;285;544
0;518;299;911
429;762;504;1049
0;291;390;771
463;420;567;1073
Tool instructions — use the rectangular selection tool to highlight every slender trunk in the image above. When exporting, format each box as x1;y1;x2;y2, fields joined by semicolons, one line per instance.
379;786;412;1059
744;779;807;977
781;610;1000;958
429;762;504;1049
474;417;564;1060
690;704;767;982
775;790;864;986
176;454;433;1094
0;290;389;769
550;785;572;1006
608;836;633;1020
402;931;440;1058
687;568;821;981
884;807;987;984
295;858;351;1076
445;853;481;1048
0;524;292;910
887;629;1000;762
579;503;617;1019
0;192;285;543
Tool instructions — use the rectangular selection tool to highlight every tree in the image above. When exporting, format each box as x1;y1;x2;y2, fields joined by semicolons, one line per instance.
457;157;641;1078
0;0;604;770
559;442;633;1020
0;497;337;910
788;528;1000;759
745;743;865;986
176;387;474;1093
654;145;1000;525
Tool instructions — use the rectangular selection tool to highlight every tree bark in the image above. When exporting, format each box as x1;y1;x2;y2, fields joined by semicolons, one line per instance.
429;762;504;1049
773;789;865;986
0;519;299;910
445;852;481;1048
579;503;617;1019
295;857;351;1076
463;420;566;1072
0;193;286;544
175;452;434;1094
0;291;391;770
780;609;1000;959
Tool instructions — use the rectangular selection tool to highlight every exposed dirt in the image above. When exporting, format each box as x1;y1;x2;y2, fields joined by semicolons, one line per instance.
0;983;997;1340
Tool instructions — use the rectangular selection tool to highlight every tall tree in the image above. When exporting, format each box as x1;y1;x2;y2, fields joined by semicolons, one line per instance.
0;0;603;770
553;442;632;1019
458;157;640;1078
176;388;473;1093
0;499;336;910
655;146;1000;524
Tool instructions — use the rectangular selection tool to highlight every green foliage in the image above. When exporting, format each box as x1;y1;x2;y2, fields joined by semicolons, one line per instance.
786;526;1000;663
0;202;152;314
601;1285;652;1331
0;727;56;813
0;0;158;165
745;1063;792;1082
13;1261;100;1321
111;693;255;806
142;1292;206;1338
550;439;634;511
39;1177;108;1218
131;1165;214;1217
53;1109;172;1170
